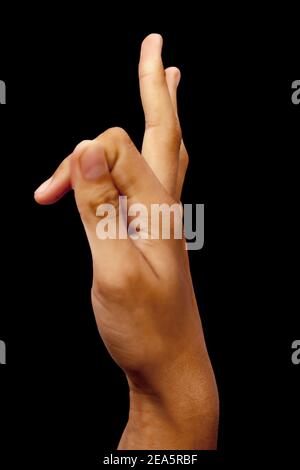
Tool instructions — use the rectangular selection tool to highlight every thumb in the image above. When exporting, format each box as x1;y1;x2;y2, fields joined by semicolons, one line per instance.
72;128;168;226
70;128;170;279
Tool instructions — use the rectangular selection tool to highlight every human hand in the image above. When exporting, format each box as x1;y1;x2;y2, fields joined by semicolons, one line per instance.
34;34;218;450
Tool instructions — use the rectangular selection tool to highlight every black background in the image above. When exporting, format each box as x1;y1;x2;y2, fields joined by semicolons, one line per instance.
0;28;299;466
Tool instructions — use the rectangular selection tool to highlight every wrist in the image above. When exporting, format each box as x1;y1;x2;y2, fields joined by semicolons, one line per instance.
119;356;219;450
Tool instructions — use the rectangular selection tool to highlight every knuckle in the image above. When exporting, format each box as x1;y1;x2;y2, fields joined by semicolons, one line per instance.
93;263;140;298
138;66;152;80
139;56;164;81
139;60;156;79
90;185;120;218
106;127;130;144
79;184;120;224
74;139;93;152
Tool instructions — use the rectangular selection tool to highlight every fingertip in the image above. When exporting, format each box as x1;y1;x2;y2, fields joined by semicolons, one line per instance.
165;67;181;88
34;191;55;205
34;139;94;206
34;177;54;204
34;158;73;205
147;33;163;45
141;33;163;57
34;180;72;205
34;177;53;195
34;194;54;205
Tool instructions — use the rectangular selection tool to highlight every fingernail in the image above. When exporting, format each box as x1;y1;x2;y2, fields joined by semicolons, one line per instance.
35;177;53;194
80;144;107;181
175;70;181;87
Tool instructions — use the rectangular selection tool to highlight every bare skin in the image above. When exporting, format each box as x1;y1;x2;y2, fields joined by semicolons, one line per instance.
34;34;219;449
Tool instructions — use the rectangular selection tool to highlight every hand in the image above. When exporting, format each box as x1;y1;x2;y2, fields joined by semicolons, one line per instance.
34;34;219;450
